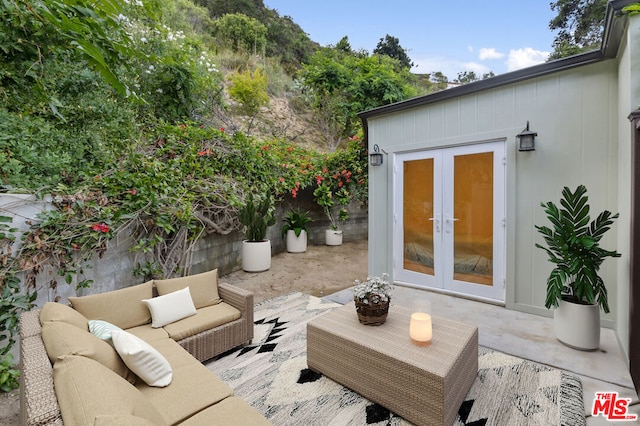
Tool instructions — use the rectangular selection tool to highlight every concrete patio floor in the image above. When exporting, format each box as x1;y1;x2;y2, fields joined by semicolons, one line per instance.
222;239;639;425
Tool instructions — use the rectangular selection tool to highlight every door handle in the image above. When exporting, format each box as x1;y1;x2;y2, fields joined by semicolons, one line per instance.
428;214;441;232
445;216;459;233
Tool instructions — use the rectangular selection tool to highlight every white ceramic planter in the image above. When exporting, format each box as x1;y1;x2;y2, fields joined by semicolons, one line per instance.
553;299;600;351
325;229;343;246
286;229;307;253
241;240;271;272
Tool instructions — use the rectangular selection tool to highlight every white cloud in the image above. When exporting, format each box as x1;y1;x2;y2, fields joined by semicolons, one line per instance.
467;45;474;53
506;48;550;71
461;61;491;76
479;47;504;60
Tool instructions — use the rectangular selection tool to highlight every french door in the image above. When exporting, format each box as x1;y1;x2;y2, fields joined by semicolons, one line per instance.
393;141;506;302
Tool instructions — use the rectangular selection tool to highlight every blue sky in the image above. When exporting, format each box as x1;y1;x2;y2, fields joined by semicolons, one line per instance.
263;0;559;79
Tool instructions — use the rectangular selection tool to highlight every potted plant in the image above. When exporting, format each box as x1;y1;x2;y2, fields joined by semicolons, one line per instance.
535;185;620;350
313;183;350;246
353;273;393;326
238;193;276;272
281;209;313;253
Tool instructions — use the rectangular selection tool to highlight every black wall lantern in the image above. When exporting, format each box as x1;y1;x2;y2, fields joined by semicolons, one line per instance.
370;144;384;166
517;121;537;151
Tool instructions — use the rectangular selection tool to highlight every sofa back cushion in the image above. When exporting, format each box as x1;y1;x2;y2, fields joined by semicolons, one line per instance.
40;301;89;331
155;269;221;309
53;355;167;426
41;321;136;384
69;281;153;329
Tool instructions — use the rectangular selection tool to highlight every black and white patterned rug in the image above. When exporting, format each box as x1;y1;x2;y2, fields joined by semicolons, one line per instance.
206;292;585;425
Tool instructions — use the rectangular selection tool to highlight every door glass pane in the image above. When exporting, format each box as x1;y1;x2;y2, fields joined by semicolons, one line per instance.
453;152;493;285
403;159;434;275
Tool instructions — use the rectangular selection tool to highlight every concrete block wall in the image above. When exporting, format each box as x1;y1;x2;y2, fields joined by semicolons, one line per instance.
4;191;367;306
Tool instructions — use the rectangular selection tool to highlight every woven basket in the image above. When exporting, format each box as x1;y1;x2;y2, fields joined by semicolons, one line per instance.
354;298;390;326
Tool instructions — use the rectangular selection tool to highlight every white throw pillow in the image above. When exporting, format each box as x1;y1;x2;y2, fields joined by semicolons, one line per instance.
142;286;196;328
111;329;173;387
88;319;123;345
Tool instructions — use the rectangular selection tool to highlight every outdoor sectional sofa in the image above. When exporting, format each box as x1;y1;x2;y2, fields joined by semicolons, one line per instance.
18;269;272;425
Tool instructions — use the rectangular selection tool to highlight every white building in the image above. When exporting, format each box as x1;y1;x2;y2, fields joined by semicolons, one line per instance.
359;0;639;390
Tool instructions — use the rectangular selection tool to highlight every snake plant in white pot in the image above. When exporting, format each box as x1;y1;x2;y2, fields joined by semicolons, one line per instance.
535;185;620;350
238;193;276;272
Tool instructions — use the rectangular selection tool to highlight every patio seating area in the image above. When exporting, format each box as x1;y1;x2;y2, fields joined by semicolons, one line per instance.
223;239;639;425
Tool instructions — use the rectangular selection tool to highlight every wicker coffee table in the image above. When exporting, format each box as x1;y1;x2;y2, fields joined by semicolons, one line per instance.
307;303;478;426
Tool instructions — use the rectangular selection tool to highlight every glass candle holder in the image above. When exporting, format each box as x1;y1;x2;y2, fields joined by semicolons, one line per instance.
410;300;432;346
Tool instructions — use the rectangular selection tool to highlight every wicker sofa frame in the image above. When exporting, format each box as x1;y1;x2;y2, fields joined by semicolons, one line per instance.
19;282;254;426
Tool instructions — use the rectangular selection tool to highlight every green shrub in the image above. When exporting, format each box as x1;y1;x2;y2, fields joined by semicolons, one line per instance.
229;68;269;118
0;354;20;392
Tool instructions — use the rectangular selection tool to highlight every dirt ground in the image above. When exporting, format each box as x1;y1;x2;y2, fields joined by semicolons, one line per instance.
222;239;367;303
0;239;367;425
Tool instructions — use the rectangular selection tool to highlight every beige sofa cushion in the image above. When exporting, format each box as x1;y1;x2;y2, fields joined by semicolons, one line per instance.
54;355;166;426
69;281;153;329
181;396;273;425
136;359;233;425
93;414;158;425
127;323;170;343
141;335;204;370
162;302;241;341
155;269;221;309
40;301;88;330
41;321;136;384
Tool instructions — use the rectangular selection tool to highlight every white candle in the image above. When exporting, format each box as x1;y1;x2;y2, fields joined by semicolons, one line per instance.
410;312;432;344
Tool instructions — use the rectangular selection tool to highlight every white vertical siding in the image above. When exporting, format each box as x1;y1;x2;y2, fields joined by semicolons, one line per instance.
368;59;620;326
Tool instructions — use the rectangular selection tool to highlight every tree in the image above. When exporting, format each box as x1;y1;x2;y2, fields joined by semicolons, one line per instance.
430;72;449;91
454;71;478;84
373;34;413;70
213;13;267;54
548;0;607;60
228;67;269;133
299;46;415;150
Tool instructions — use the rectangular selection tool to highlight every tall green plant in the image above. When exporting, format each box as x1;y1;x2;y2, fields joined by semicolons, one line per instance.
238;193;275;242
535;185;620;313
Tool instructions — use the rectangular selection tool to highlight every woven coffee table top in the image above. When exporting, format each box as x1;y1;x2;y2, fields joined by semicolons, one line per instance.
309;302;477;378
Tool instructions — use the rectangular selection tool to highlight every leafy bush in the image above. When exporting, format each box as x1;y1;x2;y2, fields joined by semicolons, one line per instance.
0;215;36;392
229;67;269;119
213;13;267;54
0;354;19;392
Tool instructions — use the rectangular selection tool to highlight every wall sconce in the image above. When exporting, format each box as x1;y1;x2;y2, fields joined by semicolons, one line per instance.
516;121;537;151
369;144;384;166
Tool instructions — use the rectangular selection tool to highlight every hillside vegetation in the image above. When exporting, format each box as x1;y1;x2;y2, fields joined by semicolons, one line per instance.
0;0;444;389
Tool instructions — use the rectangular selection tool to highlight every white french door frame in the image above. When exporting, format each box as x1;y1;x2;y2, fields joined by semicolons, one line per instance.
393;141;506;303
